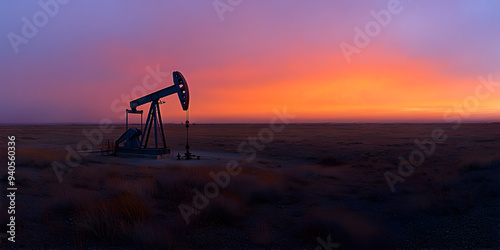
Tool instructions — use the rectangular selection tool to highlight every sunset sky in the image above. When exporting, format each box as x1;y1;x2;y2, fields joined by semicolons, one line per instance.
1;0;499;123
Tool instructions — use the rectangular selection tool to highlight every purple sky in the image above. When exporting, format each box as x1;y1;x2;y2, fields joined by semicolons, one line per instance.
1;0;499;123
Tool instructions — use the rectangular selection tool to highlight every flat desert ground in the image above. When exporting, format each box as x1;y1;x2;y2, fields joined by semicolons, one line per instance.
0;124;499;249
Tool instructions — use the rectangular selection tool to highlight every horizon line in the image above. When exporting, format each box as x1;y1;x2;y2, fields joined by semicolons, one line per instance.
1;121;500;126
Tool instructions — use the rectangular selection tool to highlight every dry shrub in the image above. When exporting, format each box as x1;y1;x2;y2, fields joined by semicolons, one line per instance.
76;191;150;243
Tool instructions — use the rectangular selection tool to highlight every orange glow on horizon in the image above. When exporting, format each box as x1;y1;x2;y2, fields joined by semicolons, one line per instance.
183;46;500;123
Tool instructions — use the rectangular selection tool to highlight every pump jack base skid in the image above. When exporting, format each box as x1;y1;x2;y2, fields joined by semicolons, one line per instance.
115;147;171;159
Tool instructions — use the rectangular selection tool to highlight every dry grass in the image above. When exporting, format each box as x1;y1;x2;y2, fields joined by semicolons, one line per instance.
75;192;150;243
460;158;500;172
44;183;100;220
197;191;247;226
20;154;500;248
17;148;66;169
2;124;498;248
403;158;500;216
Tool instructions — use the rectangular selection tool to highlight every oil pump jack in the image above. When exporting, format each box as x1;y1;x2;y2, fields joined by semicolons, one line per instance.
115;71;192;158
